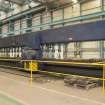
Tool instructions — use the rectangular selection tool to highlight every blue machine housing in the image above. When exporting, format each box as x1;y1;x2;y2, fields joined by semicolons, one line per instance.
0;20;105;77
0;20;105;48
0;31;42;49
41;20;105;43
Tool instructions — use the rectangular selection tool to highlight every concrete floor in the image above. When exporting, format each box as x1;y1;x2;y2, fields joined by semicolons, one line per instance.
0;68;105;105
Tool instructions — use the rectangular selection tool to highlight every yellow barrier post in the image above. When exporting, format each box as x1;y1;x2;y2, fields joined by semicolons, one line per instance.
29;60;33;85
24;61;27;70
30;61;33;80
102;63;105;96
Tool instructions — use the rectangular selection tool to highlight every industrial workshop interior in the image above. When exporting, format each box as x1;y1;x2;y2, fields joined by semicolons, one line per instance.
0;0;105;105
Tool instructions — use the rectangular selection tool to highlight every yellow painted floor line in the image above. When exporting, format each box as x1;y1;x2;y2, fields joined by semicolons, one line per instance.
0;75;104;105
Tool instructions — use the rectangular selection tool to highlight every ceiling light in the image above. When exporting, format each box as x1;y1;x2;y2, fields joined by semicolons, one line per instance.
72;0;78;3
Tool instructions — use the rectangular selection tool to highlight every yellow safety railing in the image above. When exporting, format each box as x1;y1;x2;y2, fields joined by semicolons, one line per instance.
22;60;38;84
103;64;105;96
38;60;105;96
22;60;105;96
0;58;104;94
30;61;33;85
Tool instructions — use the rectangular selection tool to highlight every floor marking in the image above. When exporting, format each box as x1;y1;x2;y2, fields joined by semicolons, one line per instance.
0;86;31;105
0;91;31;105
0;74;105;105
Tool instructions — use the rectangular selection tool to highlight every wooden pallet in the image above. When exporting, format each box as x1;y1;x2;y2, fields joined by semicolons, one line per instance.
64;76;99;90
73;82;98;90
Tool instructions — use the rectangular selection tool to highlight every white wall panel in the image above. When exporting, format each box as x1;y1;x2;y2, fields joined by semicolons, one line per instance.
81;41;99;48
20;5;29;12
104;0;105;10
14;20;20;35
67;43;75;58
103;41;105;58
42;13;51;30
32;15;41;32
81;0;101;15
21;18;27;34
82;17;101;24
82;52;100;59
64;6;73;19
81;41;100;59
13;4;20;14
64;3;80;18
0;12;6;20
53;9;63;21
72;3;80;17
53;24;63;28
42;13;51;24
2;24;8;37
64;21;81;26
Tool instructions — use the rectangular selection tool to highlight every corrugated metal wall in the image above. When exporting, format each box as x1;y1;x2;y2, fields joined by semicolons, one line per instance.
14;20;20;35
53;9;63;21
41;41;102;59
64;6;73;19
21;18;27;34
0;0;104;36
81;41;100;59
81;0;101;15
67;43;75;58
42;13;51;30
32;14;41;31
72;3;80;17
2;24;8;37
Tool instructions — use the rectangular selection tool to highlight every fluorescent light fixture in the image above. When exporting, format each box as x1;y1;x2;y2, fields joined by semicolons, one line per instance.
72;0;78;3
